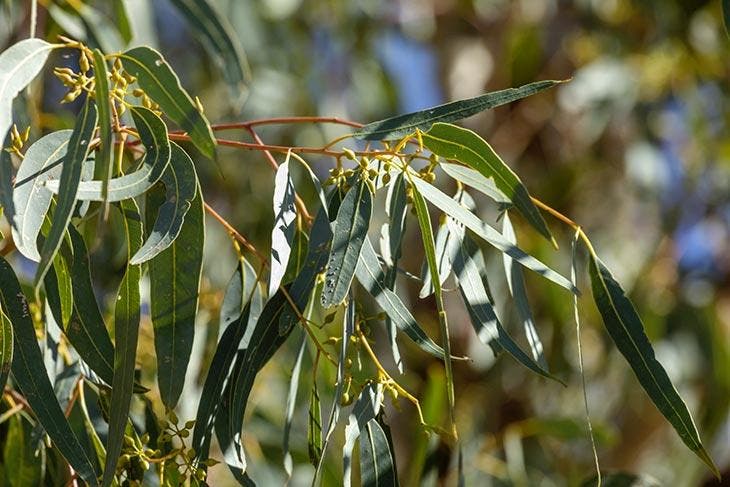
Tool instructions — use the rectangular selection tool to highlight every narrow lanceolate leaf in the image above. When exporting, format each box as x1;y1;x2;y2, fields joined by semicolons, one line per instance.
35;99;97;287
148;180;204;408
321;179;372;307
168;0;250;106
356;237;448;360
0;39;56;142
588;255;718;476
104;199;143;487
284;333;306;477
0;139;13;215
0;257;99;486
411;177;576;294
419;194;465;298
454;236;561;383
307;379;323;467
269;156;297;296
10;130;72;261
502;213;548;369
290;155;328;212
92;49;113;213
354;80;563;141
119;46;216;158
0;304;13;393
131;142;196;264
360;418;399;487
47;106;171;202
440;162;511;206
423;123;553;244
343;383;384;487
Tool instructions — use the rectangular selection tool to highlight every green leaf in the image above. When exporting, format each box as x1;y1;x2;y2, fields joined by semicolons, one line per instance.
360;418;399;487
502;213;548;368
723;0;730;38
588;255;718;476
454;235;562;383
0;39;56;142
0;138;13;216
322;179;373;308
354;80;563;141
47;106;171;202
423;123;553;244
419;193;465;298
10;130;72;261
131;142;196;264
50;240;74;327
343;383;383;487
148;178;204;408
307;378;323;467
440;162;511;206
411;176;576;294
269;156;297;296
168;0;250;107
103;199;143;487
0;303;13;393
0;257;99;486
119;46;216;159
35;99;98;287
283;333;306;478
4;416;43;486
356;237;449;359
92;50;113;213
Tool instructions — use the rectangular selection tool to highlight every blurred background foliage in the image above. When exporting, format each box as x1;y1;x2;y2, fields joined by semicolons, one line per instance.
1;0;729;485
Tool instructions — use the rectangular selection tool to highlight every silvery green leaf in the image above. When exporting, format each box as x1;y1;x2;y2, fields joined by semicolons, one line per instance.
343;383;384;487
269;156;297;296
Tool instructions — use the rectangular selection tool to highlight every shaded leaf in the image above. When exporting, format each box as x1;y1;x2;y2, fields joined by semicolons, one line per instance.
35;99;97;287
283;333;306;478
588;255;718;476
411;177;576;293
269;156;297;296
103;199;143;487
0;303;13;393
0;39;56;142
354;80;562;141
360;418;399;487
4;416;43;486
0;257;99;486
343;383;384;487
131;141;196;264
92;49;113;214
724;0;730;38
148;178;204;408
423;123;553;243
308;378;323;467
119;46;216;158
322;179;373;308
440;162;510;206
168;0;250;107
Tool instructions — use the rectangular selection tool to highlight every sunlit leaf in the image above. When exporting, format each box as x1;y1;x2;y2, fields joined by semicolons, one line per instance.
0;257;99;486
91;49;113;214
119;46;216;158
588;254;718;476
354;80;563;141
343;383;384;487
103;199;143;487
269;155;297;296
502;213;548;368
411;176;576;293
423;123;553;243
0;303;13;393
440;162;510;206
4;415;43;486
131;142;196;264
10;130;72;261
322;178;373;308
168;0;250;107
148;178;204;408
0;39;56;142
360;417;399;487
47;106;171;202
284;333;306;478
35;99;97;287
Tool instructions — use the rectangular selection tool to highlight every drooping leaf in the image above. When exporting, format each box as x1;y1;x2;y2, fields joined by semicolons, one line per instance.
283;333;307;478
35;99;98;287
4;415;43;486
502;213;548;369
131;141;196;264
48;237;74;327
290;154;328;212
269;155;297;296
356;237;449;360
411;176;576;293
0;257;99;486
0;39;56;142
103;199;143;487
0;138;13;216
588;255;718;476
168;0;250;107
0;303;13;393
10;130;72;261
343;383;384;487
322;178;373;308
440;162;511;206
307;377;323;467
119;46;216;158
423;123;553;244
360;417;399;487
47;106;171;203
92;50;111;215
453;235;562;383
282;226;309;284
148;178;204;408
354;80;563;141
